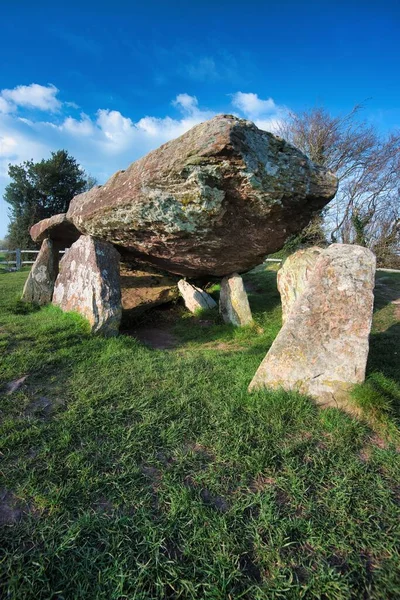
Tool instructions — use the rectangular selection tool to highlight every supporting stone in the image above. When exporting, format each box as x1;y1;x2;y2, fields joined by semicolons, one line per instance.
249;244;376;413
178;280;217;313
277;247;323;322
21;238;59;305
52;236;121;336
219;273;253;326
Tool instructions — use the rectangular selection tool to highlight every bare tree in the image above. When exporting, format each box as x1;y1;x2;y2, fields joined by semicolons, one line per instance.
278;106;400;265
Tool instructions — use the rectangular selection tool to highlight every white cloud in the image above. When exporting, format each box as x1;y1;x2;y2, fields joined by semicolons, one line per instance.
173;93;199;114
0;97;14;114
1;83;61;112
231;92;288;132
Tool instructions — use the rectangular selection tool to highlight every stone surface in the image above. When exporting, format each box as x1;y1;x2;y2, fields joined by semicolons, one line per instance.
21;238;59;305
219;273;253;326
120;262;179;315
30;213;80;246
178;280;217;313
52;236;121;336
277;247;323;322
66;115;337;277
249;244;376;412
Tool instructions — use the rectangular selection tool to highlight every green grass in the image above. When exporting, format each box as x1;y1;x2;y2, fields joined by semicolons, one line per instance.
0;267;399;599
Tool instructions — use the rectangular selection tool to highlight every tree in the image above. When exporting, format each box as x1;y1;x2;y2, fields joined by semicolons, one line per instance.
278;106;400;265
4;150;95;249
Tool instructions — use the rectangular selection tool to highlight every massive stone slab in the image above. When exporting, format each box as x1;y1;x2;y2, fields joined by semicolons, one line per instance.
21;238;59;305
278;247;323;322
30;213;80;246
52;236;121;336
66;115;337;277
178;280;217;313
249;244;376;412
220;273;253;326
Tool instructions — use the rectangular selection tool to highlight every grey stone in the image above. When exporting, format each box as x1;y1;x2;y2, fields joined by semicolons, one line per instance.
220;273;253;326
178;280;217;313
21;238;59;305
52;236;121;336
249;244;376;413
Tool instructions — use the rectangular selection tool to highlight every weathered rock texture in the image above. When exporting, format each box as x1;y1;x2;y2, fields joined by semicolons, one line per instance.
249;245;376;412
52;236;121;336
21;239;59;305
30;213;80;246
121;262;179;315
66;115;337;277
278;247;323;322
220;273;253;326
178;280;217;313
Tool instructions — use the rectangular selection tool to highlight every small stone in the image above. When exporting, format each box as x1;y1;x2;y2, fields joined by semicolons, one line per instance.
277;247;323;322
219;273;253;326
21;239;59;305
178;280;217;313
249;244;376;413
30;212;80;245
52;236;121;336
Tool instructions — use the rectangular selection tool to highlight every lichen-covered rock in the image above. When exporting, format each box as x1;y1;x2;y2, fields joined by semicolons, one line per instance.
278;247;323;322
249;245;376;413
66;115;337;277
121;262;179;315
52;236;121;336
220;273;253;326
178;280;217;313
21;238;59;305
30;213;80;246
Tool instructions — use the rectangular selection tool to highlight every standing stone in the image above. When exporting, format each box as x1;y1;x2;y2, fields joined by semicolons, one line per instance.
278;247;323;322
178;280;217;313
220;273;253;326
52;236;121;336
249;245;376;413
21;239;59;305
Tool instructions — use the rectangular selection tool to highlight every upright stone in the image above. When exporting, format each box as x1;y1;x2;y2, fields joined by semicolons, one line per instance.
178;280;217;313
220;273;253;326
21;239;59;305
52;236;121;336
278;247;323;322
249;245;376;412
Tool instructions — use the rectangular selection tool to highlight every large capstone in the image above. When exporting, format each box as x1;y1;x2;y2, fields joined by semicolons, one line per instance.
249;245;376;413
52;236;122;336
277;247;323;322
21;238;59;305
66;115;337;277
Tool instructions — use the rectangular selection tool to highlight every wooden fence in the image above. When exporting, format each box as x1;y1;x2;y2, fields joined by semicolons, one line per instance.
0;249;67;270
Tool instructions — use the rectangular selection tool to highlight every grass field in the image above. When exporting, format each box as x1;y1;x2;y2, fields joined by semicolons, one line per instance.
1;266;399;599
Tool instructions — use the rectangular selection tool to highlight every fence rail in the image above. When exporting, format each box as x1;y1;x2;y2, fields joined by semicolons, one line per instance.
0;248;65;269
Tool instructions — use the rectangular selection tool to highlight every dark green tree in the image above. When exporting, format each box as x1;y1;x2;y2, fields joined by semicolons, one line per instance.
4;150;95;249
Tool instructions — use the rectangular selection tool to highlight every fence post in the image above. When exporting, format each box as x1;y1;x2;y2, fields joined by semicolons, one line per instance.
15;248;22;270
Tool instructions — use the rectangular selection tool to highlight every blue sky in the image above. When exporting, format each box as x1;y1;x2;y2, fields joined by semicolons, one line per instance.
1;0;399;238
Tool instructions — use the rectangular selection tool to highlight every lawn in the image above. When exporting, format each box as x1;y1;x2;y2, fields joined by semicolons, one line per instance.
0;266;399;599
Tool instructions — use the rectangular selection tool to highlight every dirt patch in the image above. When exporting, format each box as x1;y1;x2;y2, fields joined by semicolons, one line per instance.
25;396;64;420
0;489;26;526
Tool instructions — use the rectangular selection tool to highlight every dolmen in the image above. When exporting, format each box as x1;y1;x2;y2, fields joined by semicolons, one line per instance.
22;114;338;335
